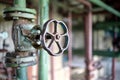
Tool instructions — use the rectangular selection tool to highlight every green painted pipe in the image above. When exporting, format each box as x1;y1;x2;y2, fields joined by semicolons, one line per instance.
14;0;26;8
94;22;120;30
93;50;120;57
66;49;120;58
72;21;120;31
89;0;120;17
38;0;49;80
13;0;28;80
17;67;28;80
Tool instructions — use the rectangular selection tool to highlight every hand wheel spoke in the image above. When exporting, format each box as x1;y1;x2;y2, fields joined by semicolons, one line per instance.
48;38;54;48
47;32;54;37
56;41;63;51
54;22;57;33
61;33;68;37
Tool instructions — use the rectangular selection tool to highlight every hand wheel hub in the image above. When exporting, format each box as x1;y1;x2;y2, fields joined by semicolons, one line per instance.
55;33;60;41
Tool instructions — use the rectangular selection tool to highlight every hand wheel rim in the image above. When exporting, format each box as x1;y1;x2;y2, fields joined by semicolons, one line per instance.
41;19;69;56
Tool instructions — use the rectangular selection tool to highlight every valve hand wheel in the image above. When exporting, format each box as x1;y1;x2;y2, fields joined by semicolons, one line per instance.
42;19;69;56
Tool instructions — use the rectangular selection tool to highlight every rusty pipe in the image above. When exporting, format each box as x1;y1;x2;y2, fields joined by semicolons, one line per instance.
67;11;72;80
112;28;117;80
50;56;55;80
84;7;93;80
77;0;92;59
77;0;93;80
112;59;115;80
49;3;55;80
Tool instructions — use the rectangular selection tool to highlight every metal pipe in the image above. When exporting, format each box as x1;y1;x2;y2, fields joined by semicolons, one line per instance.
27;66;32;80
89;0;120;17
38;0;49;80
49;2;55;80
112;59;115;80
68;11;73;80
84;9;93;80
112;28;117;80
14;0;26;8
50;56;55;80
77;0;92;8
17;67;28;80
77;0;93;80
68;49;120;57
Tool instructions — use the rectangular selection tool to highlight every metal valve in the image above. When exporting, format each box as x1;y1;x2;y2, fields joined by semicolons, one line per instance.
14;19;69;56
4;19;69;67
27;19;69;56
5;21;38;67
3;0;69;68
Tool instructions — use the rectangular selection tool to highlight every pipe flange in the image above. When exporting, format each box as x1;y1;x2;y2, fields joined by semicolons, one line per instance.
4;52;37;67
4;7;36;15
4;12;36;20
3;7;36;20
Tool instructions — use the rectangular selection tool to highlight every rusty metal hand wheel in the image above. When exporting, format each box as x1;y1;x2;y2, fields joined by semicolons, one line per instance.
42;19;69;56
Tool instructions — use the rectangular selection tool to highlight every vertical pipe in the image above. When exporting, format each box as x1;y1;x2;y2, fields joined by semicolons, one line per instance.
17;67;28;80
14;0;26;8
112;59;115;80
77;1;93;80
38;0;49;80
84;8;93;80
68;11;72;80
49;2;55;80
27;66;32;80
112;28;116;80
50;57;55;80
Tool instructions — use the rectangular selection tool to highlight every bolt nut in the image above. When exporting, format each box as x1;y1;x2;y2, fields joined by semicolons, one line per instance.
37;30;41;34
36;41;41;45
